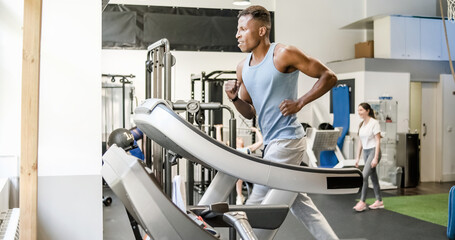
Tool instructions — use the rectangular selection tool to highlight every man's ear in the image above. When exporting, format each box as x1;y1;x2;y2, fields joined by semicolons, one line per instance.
259;26;267;37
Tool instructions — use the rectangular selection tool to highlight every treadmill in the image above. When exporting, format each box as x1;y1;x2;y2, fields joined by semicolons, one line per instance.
103;98;362;239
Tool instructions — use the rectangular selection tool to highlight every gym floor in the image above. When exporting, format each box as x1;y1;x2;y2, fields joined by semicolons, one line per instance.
276;181;454;240
103;182;454;240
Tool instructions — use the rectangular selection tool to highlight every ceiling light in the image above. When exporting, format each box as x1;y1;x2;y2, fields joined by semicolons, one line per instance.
233;0;251;6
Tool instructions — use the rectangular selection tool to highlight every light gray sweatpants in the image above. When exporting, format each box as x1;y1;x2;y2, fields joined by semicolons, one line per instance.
245;138;339;240
360;147;382;202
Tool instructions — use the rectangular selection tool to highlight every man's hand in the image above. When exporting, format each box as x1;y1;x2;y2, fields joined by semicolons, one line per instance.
225;80;241;100
279;99;303;116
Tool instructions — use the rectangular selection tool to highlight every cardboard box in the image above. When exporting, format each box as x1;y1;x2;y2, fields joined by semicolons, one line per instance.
355;40;374;58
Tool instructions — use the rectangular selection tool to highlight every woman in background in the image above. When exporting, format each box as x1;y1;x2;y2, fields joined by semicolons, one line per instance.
353;102;384;212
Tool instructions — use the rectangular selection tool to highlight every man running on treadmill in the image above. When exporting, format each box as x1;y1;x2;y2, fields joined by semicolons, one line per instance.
225;5;339;240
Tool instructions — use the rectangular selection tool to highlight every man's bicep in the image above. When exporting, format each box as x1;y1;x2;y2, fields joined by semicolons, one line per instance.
297;57;328;79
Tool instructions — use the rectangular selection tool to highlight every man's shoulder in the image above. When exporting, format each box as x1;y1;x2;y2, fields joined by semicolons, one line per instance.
275;43;299;53
236;58;246;72
274;43;302;60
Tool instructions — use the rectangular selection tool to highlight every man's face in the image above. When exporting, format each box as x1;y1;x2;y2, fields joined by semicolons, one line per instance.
236;15;261;52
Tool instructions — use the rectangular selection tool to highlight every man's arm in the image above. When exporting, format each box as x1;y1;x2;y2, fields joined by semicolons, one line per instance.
225;59;256;119
276;45;337;116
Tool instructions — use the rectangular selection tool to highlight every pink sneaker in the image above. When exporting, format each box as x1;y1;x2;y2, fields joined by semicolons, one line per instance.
369;200;384;209
353;201;367;212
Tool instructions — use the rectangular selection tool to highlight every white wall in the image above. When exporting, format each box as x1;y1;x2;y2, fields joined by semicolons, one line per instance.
275;0;365;63
102;50;247;102
333;71;410;134
274;0;365;128
1;0;103;238
0;0;23;157
364;71;410;133
101;50;248;127
274;0;432;128
102;0;439;130
39;0;102;177
439;74;455;181
37;0;102;238
0;0;22;211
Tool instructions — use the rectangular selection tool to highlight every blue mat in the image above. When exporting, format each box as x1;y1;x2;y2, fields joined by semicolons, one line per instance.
320;86;350;168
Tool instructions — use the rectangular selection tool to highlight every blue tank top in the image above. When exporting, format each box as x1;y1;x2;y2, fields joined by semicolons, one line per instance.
242;43;305;144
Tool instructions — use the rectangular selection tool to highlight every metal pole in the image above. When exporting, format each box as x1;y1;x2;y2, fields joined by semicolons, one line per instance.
165;151;172;195
165;51;172;101
201;71;206;102
191;75;195;100
152;48;163;185
228;116;237;203
224;104;237;211
186;111;194;205
229;117;237;240
199;72;207;196
157;48;162;99
152;50;158;98
208;109;215;183
145;53;152;168
187;159;194;205
147;38;170;51
145;39;172;185
122;78;126;128
229;118;237;153
200;71;207;195
163;46;173;195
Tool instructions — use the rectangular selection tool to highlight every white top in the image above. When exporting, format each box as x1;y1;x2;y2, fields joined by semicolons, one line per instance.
359;118;381;149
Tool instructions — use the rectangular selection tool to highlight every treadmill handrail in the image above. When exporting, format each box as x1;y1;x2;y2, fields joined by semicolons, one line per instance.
136;99;360;175
134;99;363;194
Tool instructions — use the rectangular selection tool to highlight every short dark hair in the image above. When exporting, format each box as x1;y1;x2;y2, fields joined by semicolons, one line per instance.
238;5;271;32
